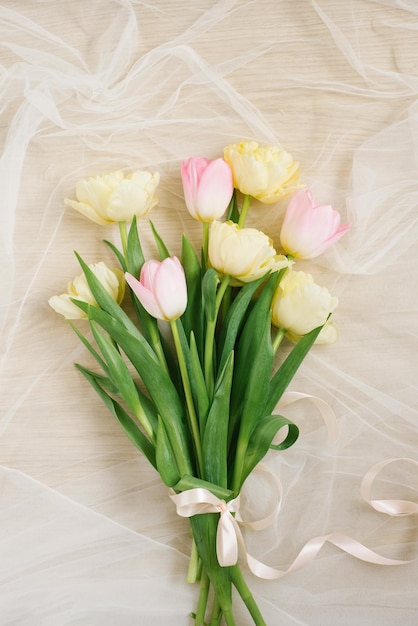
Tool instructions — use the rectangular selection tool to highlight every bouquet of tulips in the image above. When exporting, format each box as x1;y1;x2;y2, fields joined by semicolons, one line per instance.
49;141;349;625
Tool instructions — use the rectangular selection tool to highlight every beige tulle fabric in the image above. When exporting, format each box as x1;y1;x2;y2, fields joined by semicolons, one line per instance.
1;1;417;623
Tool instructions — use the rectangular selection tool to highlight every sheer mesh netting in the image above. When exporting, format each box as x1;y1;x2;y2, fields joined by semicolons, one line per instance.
0;1;417;624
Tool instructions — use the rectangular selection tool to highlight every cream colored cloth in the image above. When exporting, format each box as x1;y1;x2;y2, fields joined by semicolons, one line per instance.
1;1;417;623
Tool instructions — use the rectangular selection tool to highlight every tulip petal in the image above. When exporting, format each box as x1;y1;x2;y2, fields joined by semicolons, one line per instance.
280;190;350;259
196;158;233;221
140;260;161;291
48;294;88;320
64;199;111;225
125;271;163;319
154;257;187;320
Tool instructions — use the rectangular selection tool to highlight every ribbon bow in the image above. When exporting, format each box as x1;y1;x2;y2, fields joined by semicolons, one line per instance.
169;488;243;567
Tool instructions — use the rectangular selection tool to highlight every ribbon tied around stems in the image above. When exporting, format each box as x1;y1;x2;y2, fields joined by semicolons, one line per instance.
170;394;418;577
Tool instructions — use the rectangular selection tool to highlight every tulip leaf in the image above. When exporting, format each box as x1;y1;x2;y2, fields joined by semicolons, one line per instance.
174;475;234;501
241;414;298;483
264;323;324;415
231;314;273;450
75;364;118;395
202;268;219;323
226;190;240;223
149;220;170;260
68;320;108;374
89;319;157;439
75;364;156;468
73;299;193;477
126;216;145;276
156;416;181;487
217;275;265;372
189;331;210;431
230;274;278;422
181;234;203;354
202;351;234;488
103;240;127;271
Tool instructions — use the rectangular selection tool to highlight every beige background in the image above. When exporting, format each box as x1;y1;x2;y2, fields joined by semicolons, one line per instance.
1;1;417;624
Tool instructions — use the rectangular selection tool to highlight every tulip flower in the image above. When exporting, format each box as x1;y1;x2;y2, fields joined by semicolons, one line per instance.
48;262;125;319
64;170;160;225
280;189;350;259
125;257;187;321
208;220;291;284
181;157;233;222
223;141;301;203
271;270;338;336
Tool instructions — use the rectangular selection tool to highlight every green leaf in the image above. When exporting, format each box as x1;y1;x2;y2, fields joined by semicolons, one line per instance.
264;323;324;415
234;314;274;439
126;216;145;276
75;364;118;395
242;414;299;488
202;268;219;323
181;234;203;353
217;275;266;372
202;351;234;488
103;240;127;271
156;417;181;487
68;321;108;374
230;273;278;426
226;190;240;223
75;364;156;468
73;300;193;477
189;332;210;431
89;319;157;438
174;475;234;500
149;220;170;260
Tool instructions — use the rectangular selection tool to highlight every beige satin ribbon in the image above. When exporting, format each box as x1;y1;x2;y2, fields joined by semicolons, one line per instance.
170;456;417;575
361;457;418;516
276;391;339;443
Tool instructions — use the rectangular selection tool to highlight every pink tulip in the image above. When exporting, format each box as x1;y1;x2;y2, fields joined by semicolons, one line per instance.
125;257;187;321
280;190;350;259
181;157;233;222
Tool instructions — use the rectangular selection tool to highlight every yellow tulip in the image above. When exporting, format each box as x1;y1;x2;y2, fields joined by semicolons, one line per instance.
208;220;291;284
64;170;160;225
223;141;300;203
271;270;338;336
48;262;125;319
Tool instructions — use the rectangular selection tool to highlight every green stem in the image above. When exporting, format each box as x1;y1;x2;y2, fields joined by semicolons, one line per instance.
118;221;128;257
272;327;286;354
230;565;266;626
171;319;204;477
204;275;231;397
238;194;252;228
148;322;170;374
194;569;210;625
209;596;222;626
231;437;248;496
187;539;202;584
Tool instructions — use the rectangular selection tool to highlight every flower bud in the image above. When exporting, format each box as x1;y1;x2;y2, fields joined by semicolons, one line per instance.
181;157;233;222
280;189;350;259
48;262;125;319
125;257;187;321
